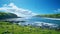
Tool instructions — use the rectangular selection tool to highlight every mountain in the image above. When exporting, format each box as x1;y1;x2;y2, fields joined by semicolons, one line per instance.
0;12;18;19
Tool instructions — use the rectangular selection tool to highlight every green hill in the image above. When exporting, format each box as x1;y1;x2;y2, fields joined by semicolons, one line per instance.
0;12;18;19
36;13;60;18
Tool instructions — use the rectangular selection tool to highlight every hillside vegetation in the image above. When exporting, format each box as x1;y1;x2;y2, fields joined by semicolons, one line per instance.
36;13;60;18
0;12;18;19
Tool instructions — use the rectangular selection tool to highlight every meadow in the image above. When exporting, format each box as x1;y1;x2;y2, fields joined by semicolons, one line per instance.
0;22;60;34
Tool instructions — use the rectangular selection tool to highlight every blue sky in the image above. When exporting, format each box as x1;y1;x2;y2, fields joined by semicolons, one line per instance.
0;0;60;14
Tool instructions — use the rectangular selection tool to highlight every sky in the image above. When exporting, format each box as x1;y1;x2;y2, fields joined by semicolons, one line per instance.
0;0;60;15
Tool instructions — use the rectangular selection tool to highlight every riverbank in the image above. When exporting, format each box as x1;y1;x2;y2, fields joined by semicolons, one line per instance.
0;22;60;34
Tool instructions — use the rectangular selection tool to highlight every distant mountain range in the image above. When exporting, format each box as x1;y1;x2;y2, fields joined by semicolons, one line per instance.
0;12;18;19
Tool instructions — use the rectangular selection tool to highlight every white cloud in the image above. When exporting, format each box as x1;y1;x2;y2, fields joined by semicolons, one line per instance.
0;3;37;17
54;9;60;13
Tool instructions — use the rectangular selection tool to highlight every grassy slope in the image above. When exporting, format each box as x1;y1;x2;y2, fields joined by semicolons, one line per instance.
0;22;60;34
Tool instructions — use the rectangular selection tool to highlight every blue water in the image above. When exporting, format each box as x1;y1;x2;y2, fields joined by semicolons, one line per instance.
4;16;60;27
27;17;60;25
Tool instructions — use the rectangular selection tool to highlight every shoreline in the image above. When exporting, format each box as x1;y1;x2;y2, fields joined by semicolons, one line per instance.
43;17;60;20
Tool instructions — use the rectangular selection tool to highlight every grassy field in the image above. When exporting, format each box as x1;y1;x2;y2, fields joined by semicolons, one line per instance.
0;22;60;34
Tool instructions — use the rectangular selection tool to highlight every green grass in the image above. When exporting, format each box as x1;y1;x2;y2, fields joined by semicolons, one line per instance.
0;22;60;34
